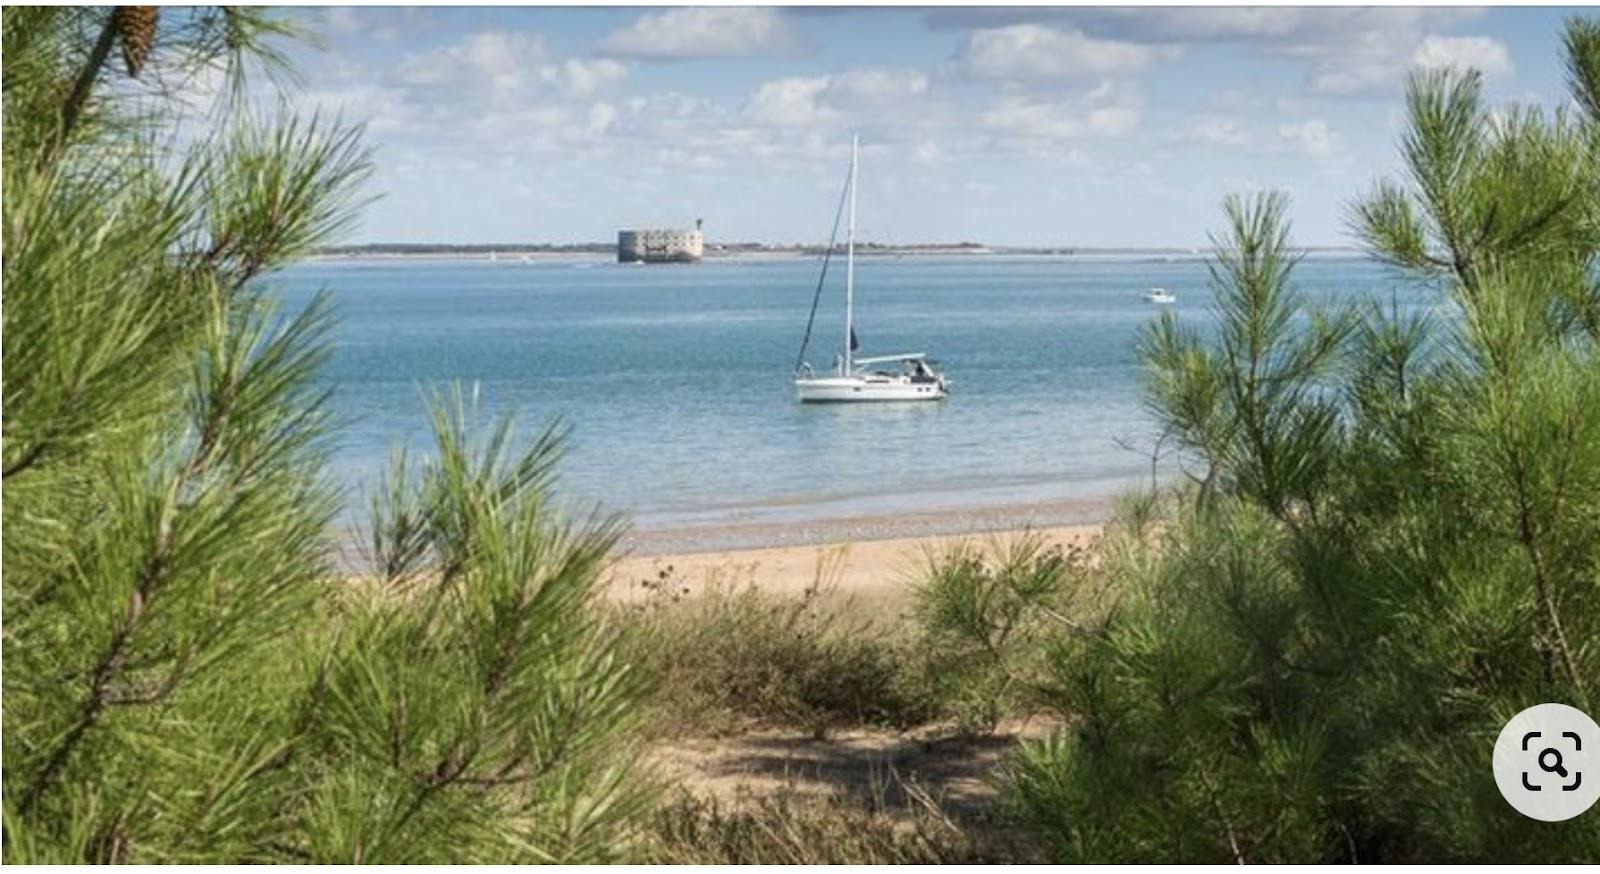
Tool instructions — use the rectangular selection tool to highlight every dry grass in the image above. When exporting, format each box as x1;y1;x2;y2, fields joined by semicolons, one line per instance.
637;781;1039;864
605;532;1112;864
610;555;935;738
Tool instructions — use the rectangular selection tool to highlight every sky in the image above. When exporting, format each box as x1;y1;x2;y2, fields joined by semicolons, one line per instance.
274;5;1588;247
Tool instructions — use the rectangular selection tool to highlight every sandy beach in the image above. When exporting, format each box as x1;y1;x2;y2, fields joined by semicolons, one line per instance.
607;521;1102;605
619;494;1115;554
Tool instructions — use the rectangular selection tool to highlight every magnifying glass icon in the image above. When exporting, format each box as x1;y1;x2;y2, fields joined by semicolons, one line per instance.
1540;748;1569;778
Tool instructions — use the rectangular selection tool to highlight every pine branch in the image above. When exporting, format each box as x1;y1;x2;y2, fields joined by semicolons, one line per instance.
1507;437;1590;705
18;530;171;814
1195;763;1249;865
55;9;118;157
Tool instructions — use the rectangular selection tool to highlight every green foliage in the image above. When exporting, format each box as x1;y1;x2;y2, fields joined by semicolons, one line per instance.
1005;19;1600;862
1352;57;1600;333
1142;192;1354;518
3;8;646;862
616;575;928;738
1566;15;1600;124
911;534;1094;735
280;393;649;863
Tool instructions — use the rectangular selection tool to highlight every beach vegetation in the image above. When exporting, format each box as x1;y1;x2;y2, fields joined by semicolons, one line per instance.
1001;16;1600;863
615;568;931;739
3;9;647;862
909;533;1098;736
613;533;1098;741
639;782;1025;864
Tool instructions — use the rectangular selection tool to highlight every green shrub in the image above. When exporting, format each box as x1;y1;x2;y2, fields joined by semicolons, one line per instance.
616;574;932;738
911;533;1098;735
1002;22;1600;861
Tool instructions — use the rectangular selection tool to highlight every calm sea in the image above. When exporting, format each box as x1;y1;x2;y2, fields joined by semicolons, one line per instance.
265;254;1427;532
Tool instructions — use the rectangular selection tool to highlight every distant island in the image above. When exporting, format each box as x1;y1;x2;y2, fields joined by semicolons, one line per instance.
313;241;1367;260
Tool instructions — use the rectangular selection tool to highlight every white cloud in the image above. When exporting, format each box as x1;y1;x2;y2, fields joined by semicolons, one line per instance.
397;32;628;102
1306;59;1397;97
827;69;930;102
1183;118;1251;147
298;85;418;134
742;68;933;128
1277;119;1336;158
1040;8;1494;99
1088;105;1141;136
468;104;574;143
911;139;946;165
622;92;724;122
564;58;628;98
598;8;793;60
1107;7;1327;41
654;147;723;170
610;92;730;146
587;102;617;136
399;31;550;96
1075;7;1476;45
956;25;1180;81
949;8;1488;99
323;7;364;35
320;7;415;42
1411;36;1514;79
744;77;838;128
1310;32;1515;98
982;94;1142;145
1270;14;1503;97
929;7;1479;46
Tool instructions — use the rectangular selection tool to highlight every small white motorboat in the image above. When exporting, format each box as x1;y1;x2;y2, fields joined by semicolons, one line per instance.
1143;287;1176;304
793;135;949;403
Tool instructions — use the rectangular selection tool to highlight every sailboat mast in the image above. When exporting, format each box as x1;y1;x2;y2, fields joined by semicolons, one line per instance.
844;133;858;375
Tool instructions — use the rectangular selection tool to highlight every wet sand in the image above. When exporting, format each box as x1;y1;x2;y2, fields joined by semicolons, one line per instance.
618;494;1114;556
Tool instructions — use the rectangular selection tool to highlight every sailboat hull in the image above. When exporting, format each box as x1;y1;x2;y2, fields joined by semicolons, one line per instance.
793;376;947;403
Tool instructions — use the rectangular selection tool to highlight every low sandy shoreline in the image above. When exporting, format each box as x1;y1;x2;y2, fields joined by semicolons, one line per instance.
334;495;1116;579
619;494;1114;556
606;495;1111;602
607;522;1102;605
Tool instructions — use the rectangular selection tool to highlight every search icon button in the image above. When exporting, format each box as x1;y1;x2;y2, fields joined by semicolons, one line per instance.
1495;703;1598;821
1540;748;1569;778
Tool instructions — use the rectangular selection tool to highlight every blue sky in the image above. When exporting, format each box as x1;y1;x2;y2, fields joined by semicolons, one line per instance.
278;5;1588;247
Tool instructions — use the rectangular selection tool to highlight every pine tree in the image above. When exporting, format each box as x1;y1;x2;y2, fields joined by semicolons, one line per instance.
1005;17;1600;862
3;8;648;861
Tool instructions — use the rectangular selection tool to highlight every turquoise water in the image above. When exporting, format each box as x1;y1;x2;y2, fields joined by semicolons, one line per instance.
266;255;1422;530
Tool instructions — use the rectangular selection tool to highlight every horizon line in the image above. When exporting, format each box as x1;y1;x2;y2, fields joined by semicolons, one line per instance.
320;241;1370;253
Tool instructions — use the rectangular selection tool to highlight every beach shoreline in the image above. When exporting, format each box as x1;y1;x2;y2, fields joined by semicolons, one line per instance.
607;522;1103;606
617;493;1116;556
333;493;1122;577
605;495;1114;604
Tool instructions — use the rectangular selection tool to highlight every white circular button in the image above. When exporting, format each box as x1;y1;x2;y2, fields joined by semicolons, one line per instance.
1493;703;1600;821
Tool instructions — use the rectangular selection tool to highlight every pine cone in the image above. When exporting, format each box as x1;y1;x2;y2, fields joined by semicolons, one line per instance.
114;6;159;78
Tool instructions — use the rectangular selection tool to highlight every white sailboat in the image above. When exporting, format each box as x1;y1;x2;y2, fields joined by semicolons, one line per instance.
793;135;949;403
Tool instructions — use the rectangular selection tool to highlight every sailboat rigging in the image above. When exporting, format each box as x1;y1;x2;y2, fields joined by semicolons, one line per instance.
792;135;949;403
